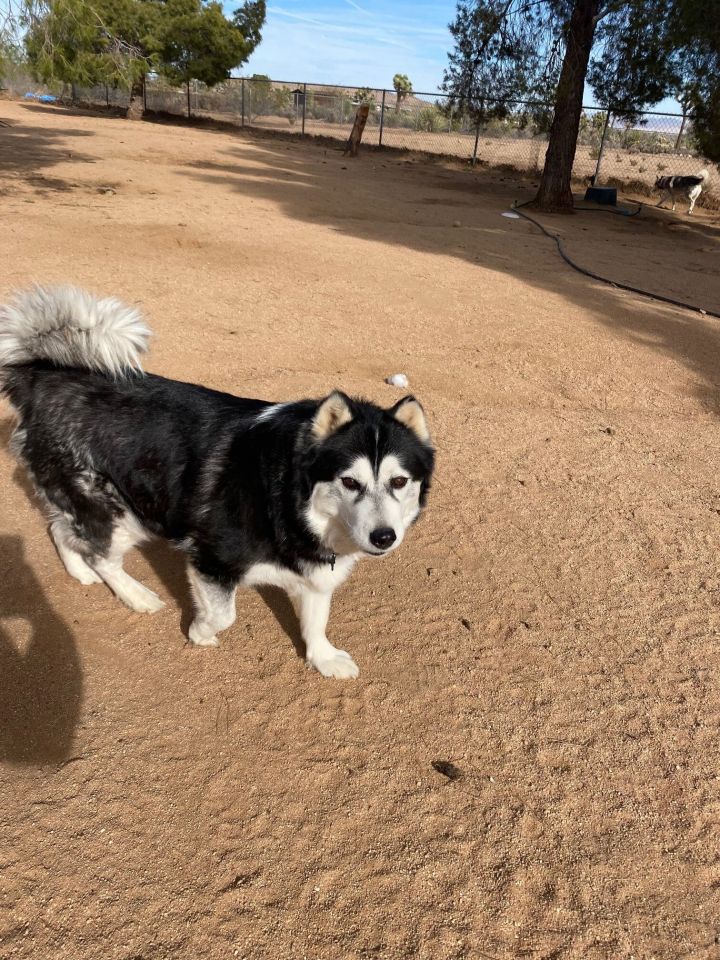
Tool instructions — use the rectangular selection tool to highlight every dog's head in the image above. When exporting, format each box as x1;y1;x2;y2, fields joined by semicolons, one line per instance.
655;175;670;190
303;392;435;558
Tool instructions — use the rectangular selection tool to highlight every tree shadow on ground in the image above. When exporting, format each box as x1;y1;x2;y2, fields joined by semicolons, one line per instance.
16;101;128;123
178;132;720;414
0;105;95;191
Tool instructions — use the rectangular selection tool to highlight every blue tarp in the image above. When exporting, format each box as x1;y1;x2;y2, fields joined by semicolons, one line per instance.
23;92;58;103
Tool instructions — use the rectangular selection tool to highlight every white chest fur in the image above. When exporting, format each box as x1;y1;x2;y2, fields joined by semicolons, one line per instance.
241;553;359;594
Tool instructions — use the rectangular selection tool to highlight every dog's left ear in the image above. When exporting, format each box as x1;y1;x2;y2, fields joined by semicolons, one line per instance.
312;391;354;440
390;395;431;443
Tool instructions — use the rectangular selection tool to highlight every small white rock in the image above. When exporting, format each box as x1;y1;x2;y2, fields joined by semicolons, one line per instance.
385;373;409;389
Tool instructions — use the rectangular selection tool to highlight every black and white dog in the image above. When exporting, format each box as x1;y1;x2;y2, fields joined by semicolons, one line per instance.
654;169;708;214
0;286;434;679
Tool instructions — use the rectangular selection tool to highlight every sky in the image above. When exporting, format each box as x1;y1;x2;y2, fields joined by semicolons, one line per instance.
231;1;681;112
231;0;456;94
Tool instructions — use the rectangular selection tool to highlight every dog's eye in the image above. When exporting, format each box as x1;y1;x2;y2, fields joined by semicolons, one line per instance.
341;477;361;491
390;476;408;490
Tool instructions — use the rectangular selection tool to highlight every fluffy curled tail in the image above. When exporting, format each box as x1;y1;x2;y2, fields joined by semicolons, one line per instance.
697;168;709;182
0;285;151;376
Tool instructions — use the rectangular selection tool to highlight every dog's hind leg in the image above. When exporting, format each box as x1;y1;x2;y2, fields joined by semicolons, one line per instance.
296;585;359;679
187;565;237;647
50;516;102;586
88;513;165;614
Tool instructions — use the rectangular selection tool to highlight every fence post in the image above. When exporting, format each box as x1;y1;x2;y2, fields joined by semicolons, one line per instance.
593;109;611;184
302;83;307;136
186;79;191;118
241;77;245;126
105;84;109;108
674;112;687;151
379;89;386;147
471;121;481;166
142;76;146;113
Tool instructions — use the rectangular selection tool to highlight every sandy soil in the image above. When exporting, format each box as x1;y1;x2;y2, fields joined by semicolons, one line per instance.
1;98;720;960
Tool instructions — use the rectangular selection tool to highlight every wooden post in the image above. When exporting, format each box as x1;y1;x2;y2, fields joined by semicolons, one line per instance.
674;112;687;151
344;103;370;157
379;89;386;146
471;122;481;166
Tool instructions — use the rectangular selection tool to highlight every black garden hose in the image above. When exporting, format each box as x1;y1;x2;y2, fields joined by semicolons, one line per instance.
511;202;720;320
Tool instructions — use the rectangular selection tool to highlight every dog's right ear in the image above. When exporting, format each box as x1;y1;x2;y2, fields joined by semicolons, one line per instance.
312;391;353;440
391;395;431;443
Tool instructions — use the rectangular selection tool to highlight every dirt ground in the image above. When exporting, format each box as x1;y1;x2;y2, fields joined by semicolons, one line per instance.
236;116;720;204
1;98;720;960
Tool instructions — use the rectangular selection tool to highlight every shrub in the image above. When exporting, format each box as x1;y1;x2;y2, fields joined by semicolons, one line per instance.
417;105;444;132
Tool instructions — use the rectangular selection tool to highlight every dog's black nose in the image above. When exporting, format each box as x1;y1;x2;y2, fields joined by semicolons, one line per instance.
370;527;397;550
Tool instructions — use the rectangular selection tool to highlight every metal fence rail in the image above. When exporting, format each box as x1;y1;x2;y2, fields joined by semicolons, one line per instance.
18;72;716;207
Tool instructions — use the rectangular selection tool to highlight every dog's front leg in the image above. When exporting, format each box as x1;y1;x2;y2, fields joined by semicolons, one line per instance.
297;585;359;679
187;564;237;647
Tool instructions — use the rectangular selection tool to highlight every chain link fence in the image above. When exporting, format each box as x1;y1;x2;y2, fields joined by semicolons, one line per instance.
7;72;718;208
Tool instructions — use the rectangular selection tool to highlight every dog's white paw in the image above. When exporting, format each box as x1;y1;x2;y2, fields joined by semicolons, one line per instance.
123;584;166;614
188;623;220;647
61;555;103;585
132;592;166;614
72;568;103;586
308;648;359;680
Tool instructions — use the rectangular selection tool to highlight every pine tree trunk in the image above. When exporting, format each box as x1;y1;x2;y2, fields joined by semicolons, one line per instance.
126;75;145;121
534;0;600;212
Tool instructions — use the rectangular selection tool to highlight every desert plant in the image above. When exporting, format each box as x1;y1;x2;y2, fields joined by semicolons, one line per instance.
354;86;376;107
392;72;412;111
417;104;444;132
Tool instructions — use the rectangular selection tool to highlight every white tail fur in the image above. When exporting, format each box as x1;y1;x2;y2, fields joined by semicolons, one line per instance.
0;285;151;375
697;169;709;182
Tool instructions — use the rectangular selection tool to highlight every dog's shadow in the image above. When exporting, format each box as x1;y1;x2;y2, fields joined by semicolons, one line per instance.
140;541;305;659
255;586;305;659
